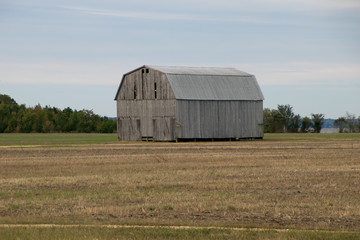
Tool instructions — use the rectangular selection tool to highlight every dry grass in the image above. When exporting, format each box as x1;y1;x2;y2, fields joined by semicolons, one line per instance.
0;136;360;231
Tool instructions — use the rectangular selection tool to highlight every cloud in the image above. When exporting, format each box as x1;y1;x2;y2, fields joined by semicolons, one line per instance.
193;0;360;11
61;6;268;23
86;0;360;12
59;6;316;26
240;62;360;86
61;6;214;22
59;0;360;27
260;0;360;11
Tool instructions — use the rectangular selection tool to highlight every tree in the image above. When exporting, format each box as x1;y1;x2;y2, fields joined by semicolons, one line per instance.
77;110;97;133
288;114;301;133
0;94;17;105
263;108;274;133
5;117;18;133
345;112;357;133
0;104;10;132
20;109;37;133
42;120;55;132
33;104;43;132
263;108;283;133
264;106;301;133
300;116;312;133
66;111;79;132
334;117;346;133
334;113;360;133
311;113;325;133
277;104;295;132
96;117;117;133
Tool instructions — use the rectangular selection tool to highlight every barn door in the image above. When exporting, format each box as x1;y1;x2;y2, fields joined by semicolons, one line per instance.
129;118;141;140
117;118;141;141
141;101;153;139
153;117;175;141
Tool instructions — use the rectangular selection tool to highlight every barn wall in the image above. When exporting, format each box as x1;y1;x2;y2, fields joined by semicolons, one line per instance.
176;100;263;139
116;67;177;141
116;67;175;100
117;100;177;141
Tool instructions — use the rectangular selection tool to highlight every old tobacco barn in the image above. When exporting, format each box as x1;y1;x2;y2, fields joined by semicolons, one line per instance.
114;65;264;141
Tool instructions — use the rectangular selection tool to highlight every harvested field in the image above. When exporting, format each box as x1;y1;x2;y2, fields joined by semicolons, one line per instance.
0;134;360;234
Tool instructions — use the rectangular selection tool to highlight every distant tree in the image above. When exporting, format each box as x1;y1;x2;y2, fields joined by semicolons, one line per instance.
334;113;360;133
311;113;325;133
20;109;37;133
263;105;302;133
66;111;79;132
301;116;312;133
0;93;117;133
77;110;98;133
33;104;43;132
263;108;274;133
0;94;19;132
0;104;9;132
277;104;295;132
334;117;346;133
5;117;18;133
96;117;117;133
345;112;357;133
42;120;55;133
288;114;301;133
263;108;283;133
0;94;17;105
54;109;68;132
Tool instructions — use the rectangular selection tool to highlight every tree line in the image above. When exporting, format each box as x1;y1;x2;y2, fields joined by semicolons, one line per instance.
264;104;360;133
1;93;359;134
263;105;325;133
0;94;116;133
334;113;360;133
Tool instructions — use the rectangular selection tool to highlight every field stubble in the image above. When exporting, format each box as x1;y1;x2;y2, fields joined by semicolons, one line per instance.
0;137;360;231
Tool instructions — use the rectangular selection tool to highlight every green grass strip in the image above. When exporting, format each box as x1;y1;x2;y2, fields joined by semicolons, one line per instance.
0;225;358;240
264;133;360;141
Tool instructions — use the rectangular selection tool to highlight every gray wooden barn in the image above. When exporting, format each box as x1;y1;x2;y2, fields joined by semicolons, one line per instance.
114;65;264;141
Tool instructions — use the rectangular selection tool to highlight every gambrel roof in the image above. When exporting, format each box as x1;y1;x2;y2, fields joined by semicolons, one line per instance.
115;65;264;101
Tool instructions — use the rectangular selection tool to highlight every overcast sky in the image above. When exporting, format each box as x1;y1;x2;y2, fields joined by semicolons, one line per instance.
1;0;359;118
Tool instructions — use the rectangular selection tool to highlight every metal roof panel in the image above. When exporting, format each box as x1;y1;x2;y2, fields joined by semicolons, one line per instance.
166;74;264;101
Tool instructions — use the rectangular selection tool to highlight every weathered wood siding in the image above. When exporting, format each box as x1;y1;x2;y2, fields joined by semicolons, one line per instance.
117;68;175;100
176;100;263;139
116;67;177;141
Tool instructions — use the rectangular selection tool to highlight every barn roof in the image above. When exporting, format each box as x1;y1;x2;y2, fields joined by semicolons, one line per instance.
146;65;251;76
147;65;264;101
115;65;264;101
